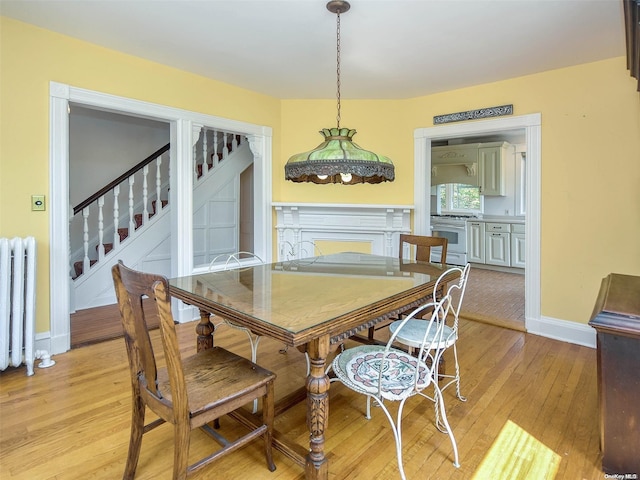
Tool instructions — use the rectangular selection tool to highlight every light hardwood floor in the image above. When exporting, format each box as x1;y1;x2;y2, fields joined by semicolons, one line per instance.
0;318;603;479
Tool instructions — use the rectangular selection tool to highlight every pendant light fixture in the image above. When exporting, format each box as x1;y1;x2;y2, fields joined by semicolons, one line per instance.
284;1;395;185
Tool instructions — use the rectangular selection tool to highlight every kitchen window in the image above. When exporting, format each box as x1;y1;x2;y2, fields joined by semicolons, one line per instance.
438;183;482;214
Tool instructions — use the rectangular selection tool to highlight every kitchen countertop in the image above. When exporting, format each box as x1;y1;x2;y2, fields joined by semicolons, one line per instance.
467;216;525;224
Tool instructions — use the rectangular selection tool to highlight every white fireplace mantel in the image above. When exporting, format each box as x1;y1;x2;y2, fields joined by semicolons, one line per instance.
272;203;413;260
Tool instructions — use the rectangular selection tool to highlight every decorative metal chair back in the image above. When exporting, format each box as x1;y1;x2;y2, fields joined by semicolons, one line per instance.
281;240;323;261
433;263;471;322
388;264;472;413
378;295;452;399
209;251;264;271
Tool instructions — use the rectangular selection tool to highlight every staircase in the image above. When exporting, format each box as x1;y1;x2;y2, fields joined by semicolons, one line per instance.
70;128;250;310
73;199;169;278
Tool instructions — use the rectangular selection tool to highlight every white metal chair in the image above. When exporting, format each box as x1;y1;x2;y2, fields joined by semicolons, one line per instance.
388;263;471;430
209;252;265;364
209;252;311;396
332;295;460;479
209;252;266;413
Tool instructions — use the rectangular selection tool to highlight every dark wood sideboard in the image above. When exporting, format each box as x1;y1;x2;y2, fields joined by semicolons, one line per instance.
589;273;640;475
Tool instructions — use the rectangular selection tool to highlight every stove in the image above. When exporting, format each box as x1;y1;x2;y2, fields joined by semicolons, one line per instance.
429;215;472;265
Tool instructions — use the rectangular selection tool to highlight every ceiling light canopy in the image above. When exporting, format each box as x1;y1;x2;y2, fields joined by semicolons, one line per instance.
284;1;395;185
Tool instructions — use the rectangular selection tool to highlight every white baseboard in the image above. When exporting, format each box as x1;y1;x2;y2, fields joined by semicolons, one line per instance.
526;315;596;348
39;331;70;356
35;332;51;352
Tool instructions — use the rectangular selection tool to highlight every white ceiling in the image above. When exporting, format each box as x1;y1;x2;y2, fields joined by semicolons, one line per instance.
1;0;626;99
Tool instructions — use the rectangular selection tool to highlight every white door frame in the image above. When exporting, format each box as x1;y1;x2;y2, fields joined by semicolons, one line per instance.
49;82;272;354
414;113;541;330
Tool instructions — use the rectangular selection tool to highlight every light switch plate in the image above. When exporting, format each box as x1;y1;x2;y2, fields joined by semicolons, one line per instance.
31;195;46;211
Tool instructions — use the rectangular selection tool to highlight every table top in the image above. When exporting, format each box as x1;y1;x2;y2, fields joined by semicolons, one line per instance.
169;252;454;346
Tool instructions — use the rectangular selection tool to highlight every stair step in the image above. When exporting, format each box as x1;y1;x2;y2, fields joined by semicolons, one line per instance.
152;199;168;212
73;259;97;279
196;163;214;178
133;209;160;229
82;198;171;277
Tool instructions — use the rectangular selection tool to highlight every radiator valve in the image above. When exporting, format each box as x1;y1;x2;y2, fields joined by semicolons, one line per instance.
35;350;55;369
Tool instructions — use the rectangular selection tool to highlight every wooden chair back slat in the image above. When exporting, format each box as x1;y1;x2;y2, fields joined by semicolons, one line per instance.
399;234;448;263
112;263;161;400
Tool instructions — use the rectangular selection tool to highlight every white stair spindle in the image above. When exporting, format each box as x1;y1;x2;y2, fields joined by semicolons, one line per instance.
222;132;229;159
142;165;149;224
97;196;105;260
128;175;135;233
113;185;120;248
82;207;90;275
212;130;219;167
193;140;198;180
155;157;162;213
167;158;171;201
202;127;209;175
232;133;238;150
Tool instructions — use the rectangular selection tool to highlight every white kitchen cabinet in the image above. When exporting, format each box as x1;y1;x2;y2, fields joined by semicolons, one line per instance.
479;143;510;196
467;221;485;263
469;220;524;268
485;223;511;267
511;223;526;268
486;232;511;266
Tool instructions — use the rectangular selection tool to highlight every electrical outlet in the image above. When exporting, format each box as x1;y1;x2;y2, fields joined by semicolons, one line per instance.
31;195;46;211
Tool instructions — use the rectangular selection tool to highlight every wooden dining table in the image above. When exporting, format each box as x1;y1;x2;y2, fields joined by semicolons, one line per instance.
169;252;457;480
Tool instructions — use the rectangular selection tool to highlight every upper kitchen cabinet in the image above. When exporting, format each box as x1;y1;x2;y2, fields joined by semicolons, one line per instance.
431;142;513;196
479;142;512;196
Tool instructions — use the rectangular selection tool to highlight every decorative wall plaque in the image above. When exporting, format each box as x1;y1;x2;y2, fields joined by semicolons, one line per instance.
434;104;513;124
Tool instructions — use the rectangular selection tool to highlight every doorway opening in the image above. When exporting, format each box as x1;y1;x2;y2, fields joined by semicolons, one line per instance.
49;82;273;354
414;113;541;332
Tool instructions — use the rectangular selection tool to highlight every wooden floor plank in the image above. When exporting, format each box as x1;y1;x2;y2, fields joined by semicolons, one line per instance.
0;317;603;479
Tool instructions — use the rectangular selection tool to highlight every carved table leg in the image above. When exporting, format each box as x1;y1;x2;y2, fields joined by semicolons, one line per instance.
195;308;214;352
196;309;219;428
305;335;330;480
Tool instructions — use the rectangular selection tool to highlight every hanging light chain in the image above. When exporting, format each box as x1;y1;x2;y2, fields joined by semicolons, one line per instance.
336;8;342;128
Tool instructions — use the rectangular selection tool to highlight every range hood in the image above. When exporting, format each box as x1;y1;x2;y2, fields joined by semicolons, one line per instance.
431;143;480;186
431;163;479;186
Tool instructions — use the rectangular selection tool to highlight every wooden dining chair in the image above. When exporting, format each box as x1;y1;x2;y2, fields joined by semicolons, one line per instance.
112;261;276;479
399;233;448;264
332;295;460;479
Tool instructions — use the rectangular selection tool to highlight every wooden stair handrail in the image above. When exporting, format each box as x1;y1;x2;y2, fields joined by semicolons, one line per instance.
73;143;170;215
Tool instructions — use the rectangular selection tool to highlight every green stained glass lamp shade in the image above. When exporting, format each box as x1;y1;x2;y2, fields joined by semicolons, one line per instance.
285;127;395;184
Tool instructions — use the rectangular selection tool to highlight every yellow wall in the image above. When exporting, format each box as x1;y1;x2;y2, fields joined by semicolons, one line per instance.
409;58;640;323
280;58;640;324
2;16;639;337
279;98;413;203
0;17;281;333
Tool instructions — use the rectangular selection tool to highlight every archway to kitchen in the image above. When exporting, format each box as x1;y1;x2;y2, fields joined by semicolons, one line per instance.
414;113;541;332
